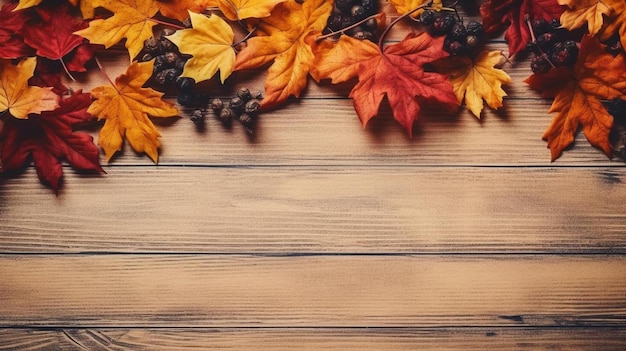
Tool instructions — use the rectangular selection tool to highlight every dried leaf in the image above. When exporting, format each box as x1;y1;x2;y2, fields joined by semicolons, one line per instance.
88;60;179;162
0;91;103;191
0;2;33;59
157;0;212;21
525;36;626;160
14;0;42;11
167;11;235;83
0;57;60;119
206;0;287;21
433;50;511;118
311;32;458;136
74;0;161;61
558;0;615;35
234;0;333;107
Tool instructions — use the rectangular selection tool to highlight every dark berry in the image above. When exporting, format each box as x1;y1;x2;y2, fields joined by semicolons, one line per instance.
535;32;554;52
140;53;154;62
351;5;366;19
239;113;253;125
177;93;194;106
362;17;377;30
530;55;552;74
445;40;467;56
153;54;170;72
159;37;176;52
245;100;261;114
210;98;224;112
164;52;179;64
465;20;484;37
432;14;457;36
549;19;561;31
420;9;436;26
237;87;252;101
449;22;467;40
190;109;203;124
465;35;478;48
229;97;245;112
334;0;357;12
361;0;376;12
352;31;373;40
143;37;160;54
550;40;578;67
531;19;551;36
218;108;234;126
176;77;195;92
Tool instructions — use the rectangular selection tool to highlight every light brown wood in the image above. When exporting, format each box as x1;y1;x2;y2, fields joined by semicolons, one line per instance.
1;328;625;351
1;166;625;253
1;255;625;327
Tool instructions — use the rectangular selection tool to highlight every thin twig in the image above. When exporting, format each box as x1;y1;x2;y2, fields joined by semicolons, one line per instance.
378;4;428;50
94;56;117;89
59;58;76;82
316;14;381;41
148;17;186;30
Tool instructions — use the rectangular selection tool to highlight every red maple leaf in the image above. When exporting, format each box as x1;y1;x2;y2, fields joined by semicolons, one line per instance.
0;91;104;190
311;32;458;136
480;0;564;56
19;3;95;72
0;2;33;59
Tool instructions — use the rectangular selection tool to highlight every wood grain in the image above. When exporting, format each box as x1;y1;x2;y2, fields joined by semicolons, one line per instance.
2;328;626;350
1;255;625;327
1;166;625;254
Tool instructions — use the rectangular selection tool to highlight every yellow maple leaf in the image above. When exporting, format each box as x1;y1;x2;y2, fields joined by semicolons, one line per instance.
157;0;212;21
14;0;41;11
389;0;442;18
68;0;97;19
167;11;235;83
0;58;59;119
74;0;161;61
88;61;179;162
433;50;511;118
558;0;616;35
234;0;333;107
206;0;287;21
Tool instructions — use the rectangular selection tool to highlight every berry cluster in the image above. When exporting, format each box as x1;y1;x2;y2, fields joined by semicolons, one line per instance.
138;29;203;107
324;0;379;40
208;88;262;134
419;10;484;57
528;19;579;74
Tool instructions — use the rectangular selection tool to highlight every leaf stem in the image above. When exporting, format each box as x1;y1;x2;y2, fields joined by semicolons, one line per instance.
94;56;116;89
524;15;555;68
378;4;428;51
232;26;257;48
148;18;186;30
59;58;76;82
315;14;381;41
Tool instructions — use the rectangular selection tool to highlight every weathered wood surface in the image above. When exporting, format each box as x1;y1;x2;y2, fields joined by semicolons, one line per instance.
2;1;626;350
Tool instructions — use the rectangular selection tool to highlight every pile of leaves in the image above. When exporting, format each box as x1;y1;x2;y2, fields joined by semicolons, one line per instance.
0;0;625;192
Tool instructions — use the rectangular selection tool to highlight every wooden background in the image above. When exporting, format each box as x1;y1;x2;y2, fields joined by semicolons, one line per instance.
2;1;626;349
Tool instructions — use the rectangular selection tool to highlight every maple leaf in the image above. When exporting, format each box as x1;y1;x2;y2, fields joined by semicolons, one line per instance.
234;0;333;107
0;91;103;191
558;0;615;36
389;0;441;18
0;2;33;59
68;0;96;18
167;11;235;83
20;3;93;71
311;32;458;136
480;0;564;55
0;57;60;119
14;0;42;11
88;60;179;162
157;0;212;21
432;50;512;118
206;0;286;21
525;36;626;160
74;0;161;61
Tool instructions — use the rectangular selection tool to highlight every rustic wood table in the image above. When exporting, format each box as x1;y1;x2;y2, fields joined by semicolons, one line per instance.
1;2;626;350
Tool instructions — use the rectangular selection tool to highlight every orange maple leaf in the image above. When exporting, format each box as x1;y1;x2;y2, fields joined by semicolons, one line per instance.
311;32;459;136
558;0;616;35
157;0;212;21
525;36;626;160
233;0;333;107
75;0;161;61
0;57;59;119
206;0;287;21
88;61;179;162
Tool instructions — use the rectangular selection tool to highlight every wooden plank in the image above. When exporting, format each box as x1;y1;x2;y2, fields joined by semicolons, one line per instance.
1;328;625;350
2;166;625;254
1;255;625;327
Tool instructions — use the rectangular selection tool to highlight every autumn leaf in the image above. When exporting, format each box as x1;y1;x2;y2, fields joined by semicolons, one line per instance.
0;91;103;191
206;0;287;21
167;11;235;83
68;0;96;19
311;32;458;136
88;60;179;162
0;57;60;119
234;0;333;107
20;3;93;70
0;2;33;59
157;0;212;21
74;0;161;61
433;50;512;118
480;0;564;55
558;0;614;35
389;0;440;18
525;36;626;160
14;0;41;11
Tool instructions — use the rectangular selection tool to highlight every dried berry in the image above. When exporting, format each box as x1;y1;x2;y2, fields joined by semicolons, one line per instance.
210;98;224;111
532;19;551;36
530;55;552;74
237;87;252;101
190;109;203;124
176;77;194;92
449;22;467;41
229;97;245;112
431;14;456;36
334;0;357;12
420;9;436;26
535;32;554;52
550;40;578;67
350;5;365;19
466;20;484;38
218;108;234;126
245;100;261;114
